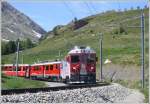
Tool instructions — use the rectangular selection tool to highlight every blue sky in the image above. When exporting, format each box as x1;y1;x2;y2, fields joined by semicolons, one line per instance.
7;0;148;31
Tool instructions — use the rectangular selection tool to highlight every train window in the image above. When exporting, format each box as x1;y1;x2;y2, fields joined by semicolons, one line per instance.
96;57;98;62
1;66;4;71
56;64;58;69
87;55;95;63
87;58;95;63
23;67;27;71
13;66;16;71
2;66;6;71
71;55;79;63
6;66;9;70
8;66;11;70
45;65;49;70
9;66;14;71
34;66;39;70
18;67;21;71
50;65;53;70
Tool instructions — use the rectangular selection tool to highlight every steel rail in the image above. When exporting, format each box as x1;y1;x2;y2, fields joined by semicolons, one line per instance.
2;82;110;95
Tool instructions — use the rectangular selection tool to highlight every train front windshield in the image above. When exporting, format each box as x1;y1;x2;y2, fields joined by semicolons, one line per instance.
71;55;80;63
87;54;95;63
70;54;95;64
80;54;95;64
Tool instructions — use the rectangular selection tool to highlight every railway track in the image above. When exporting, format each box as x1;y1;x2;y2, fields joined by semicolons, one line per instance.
2;82;110;95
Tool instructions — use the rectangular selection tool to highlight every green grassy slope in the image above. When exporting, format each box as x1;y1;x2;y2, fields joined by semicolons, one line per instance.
2;9;149;67
2;74;47;89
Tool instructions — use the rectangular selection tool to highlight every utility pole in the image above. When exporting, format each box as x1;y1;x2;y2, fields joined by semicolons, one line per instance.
141;13;145;88
99;33;103;81
58;50;61;60
59;50;61;57
16;39;20;77
22;54;24;64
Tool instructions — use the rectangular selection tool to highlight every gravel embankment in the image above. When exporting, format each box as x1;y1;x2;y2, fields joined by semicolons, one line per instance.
1;83;144;103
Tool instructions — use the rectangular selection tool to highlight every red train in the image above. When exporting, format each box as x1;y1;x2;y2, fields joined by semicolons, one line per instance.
2;64;29;77
61;46;97;83
25;61;61;80
2;46;97;84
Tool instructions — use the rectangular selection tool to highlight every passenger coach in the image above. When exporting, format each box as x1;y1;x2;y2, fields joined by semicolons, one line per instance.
2;64;29;77
25;61;62;80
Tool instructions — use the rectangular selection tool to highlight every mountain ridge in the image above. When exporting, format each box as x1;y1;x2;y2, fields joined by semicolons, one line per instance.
1;1;46;42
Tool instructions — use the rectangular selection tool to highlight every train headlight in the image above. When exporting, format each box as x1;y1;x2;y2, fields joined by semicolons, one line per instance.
73;67;76;70
91;67;94;70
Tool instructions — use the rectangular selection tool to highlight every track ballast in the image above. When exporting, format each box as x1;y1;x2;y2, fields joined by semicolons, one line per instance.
2;82;109;95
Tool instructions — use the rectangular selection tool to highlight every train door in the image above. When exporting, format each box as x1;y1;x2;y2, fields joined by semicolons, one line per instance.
61;61;69;80
57;63;61;79
8;65;16;76
80;54;87;76
39;65;44;78
27;65;34;78
44;64;50;79
12;65;16;76
41;65;45;79
54;64;60;79
22;66;28;77
70;54;80;82
79;53;89;82
25;65;30;78
31;65;41;79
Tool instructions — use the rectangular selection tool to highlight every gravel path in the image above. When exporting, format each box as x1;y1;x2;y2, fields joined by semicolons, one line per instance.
1;83;145;103
44;82;67;87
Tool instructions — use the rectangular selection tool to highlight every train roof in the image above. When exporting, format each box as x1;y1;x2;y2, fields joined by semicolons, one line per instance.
1;64;29;66
68;46;96;54
31;61;62;66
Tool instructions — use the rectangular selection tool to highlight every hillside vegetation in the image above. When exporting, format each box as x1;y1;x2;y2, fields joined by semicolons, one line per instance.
2;9;149;67
2;74;47;89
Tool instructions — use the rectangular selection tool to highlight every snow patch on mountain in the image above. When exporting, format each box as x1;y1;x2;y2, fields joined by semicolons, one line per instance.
2;38;10;42
32;30;42;38
7;28;14;33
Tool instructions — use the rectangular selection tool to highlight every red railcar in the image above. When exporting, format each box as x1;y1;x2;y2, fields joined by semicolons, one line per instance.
2;64;29;77
25;61;62;80
61;46;97;84
2;46;97;84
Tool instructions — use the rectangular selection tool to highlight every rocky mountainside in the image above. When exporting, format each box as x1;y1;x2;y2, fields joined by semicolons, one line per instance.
1;1;46;42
